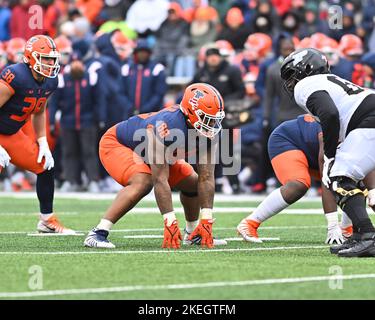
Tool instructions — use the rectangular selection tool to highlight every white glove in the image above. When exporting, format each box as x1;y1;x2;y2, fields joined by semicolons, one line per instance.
0;145;11;168
325;211;344;244
322;155;334;188
37;137;54;170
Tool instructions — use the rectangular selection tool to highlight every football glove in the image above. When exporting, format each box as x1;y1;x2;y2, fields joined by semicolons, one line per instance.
162;219;182;249
0;145;11;169
326;225;344;245
322;155;334;188
37;137;54;170
188;219;214;248
325;212;344;244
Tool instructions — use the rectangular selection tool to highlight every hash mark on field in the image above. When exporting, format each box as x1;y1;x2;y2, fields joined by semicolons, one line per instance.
0;245;327;255
1;273;375;298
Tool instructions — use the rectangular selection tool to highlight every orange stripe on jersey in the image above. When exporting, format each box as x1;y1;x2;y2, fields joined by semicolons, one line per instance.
0;79;15;95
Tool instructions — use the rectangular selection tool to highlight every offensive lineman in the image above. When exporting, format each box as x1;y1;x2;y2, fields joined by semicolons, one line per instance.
280;48;375;257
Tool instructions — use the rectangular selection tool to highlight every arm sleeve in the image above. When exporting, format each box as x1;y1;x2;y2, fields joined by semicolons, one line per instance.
306;90;340;159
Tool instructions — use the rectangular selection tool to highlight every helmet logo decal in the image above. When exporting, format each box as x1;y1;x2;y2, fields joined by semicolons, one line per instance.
189;90;204;111
292;49;308;66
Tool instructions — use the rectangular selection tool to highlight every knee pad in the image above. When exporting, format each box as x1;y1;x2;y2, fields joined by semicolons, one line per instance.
331;176;368;208
181;190;198;198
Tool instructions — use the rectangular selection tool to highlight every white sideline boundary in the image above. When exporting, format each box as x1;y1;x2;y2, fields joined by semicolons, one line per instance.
1;273;375;298
0;245;327;255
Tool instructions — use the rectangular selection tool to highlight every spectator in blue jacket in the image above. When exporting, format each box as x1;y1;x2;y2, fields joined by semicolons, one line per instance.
0;1;11;41
49;52;106;193
120;38;167;117
95;30;132;126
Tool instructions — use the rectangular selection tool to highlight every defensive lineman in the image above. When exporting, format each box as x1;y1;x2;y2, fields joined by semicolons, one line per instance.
280;48;375;257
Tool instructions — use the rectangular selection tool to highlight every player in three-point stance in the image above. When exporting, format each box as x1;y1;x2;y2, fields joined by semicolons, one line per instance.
237;114;375;244
84;83;226;249
280;48;375;257
0;35;75;234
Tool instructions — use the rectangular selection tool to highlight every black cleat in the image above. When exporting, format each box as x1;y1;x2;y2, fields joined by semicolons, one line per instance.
330;233;360;254
338;233;375;258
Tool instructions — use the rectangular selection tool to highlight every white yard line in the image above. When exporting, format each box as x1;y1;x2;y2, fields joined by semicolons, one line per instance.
0;273;374;298
0;191;322;202
0;212;78;216
0;245;327;255
123;235;278;241
0;225;326;235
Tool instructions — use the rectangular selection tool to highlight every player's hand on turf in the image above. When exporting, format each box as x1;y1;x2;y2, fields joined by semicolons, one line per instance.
37;137;54;170
326;225;344;245
163;219;182;249
189;219;214;248
0;145;11;169
322;155;334;188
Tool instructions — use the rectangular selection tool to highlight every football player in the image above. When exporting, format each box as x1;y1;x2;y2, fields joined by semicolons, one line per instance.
0;35;75;234
237;114;375;244
84;83;225;249
280;48;375;257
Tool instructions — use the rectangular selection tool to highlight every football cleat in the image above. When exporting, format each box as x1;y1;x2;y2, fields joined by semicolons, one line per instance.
37;215;76;235
341;225;353;239
338;233;375;258
183;229;228;246
330;233;360;254
84;228;115;248
237;218;263;243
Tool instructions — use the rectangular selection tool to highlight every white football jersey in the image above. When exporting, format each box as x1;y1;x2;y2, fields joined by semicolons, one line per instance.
294;74;374;142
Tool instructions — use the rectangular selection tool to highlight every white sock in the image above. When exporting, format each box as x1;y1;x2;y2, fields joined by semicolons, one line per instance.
40;213;53;221
325;211;339;229
97;219;114;231
185;220;199;233
247;188;288;223
163;212;177;226
201;208;213;220
341;212;352;228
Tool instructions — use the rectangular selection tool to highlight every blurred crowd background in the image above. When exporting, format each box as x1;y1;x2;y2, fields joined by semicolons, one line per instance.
1;0;375;194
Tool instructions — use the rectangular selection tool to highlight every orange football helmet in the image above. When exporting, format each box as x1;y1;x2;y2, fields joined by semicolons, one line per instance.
6;37;26;63
297;37;311;49
339;34;363;57
111;31;134;60
23;35;60;78
54;35;72;66
317;37;339;66
244;33;272;61
180;83;225;139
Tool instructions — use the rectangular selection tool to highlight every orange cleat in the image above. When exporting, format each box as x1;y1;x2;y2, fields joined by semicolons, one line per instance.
37;214;76;234
237;218;263;243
